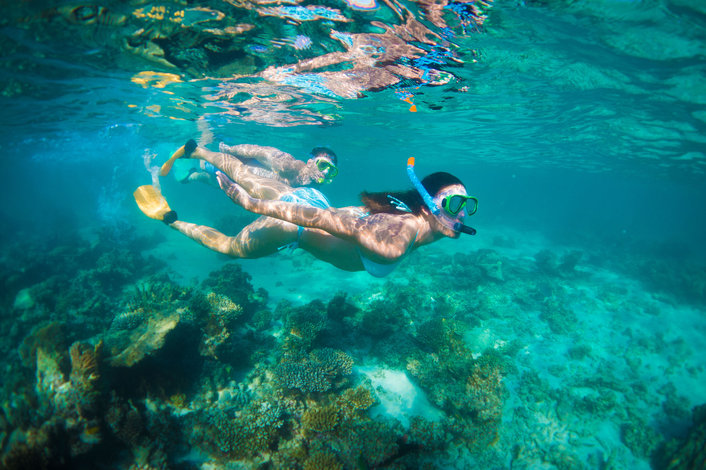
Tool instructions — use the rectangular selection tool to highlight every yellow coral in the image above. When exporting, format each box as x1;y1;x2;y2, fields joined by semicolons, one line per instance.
110;313;179;367
465;363;503;423
168;393;187;408
336;385;376;417
302;405;339;434
303;452;342;470
206;292;242;319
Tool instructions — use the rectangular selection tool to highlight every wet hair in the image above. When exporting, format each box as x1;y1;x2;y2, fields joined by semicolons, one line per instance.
360;172;465;215
310;147;337;165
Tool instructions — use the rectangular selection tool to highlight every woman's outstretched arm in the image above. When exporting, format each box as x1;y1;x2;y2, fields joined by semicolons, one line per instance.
217;172;417;260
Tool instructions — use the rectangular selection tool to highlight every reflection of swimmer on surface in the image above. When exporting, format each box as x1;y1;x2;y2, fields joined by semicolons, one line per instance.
160;139;338;194
217;0;491;111
134;158;478;277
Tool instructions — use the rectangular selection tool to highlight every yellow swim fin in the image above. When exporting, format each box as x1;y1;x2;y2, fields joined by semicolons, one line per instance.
159;139;197;176
133;185;177;224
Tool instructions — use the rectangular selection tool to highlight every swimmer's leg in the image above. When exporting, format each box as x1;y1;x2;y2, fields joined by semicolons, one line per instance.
169;217;300;258
164;140;291;200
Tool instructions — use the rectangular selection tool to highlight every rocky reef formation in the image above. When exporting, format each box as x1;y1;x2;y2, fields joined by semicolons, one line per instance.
654;404;706;470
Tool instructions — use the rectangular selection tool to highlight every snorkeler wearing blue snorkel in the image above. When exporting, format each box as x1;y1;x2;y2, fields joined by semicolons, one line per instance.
406;157;477;236
134;157;477;277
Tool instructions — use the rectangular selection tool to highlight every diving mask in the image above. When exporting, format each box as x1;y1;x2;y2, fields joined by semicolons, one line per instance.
315;158;338;183
441;194;478;217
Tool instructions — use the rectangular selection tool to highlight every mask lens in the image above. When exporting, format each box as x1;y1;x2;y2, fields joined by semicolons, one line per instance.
445;195;466;215
465;197;478;216
317;160;338;179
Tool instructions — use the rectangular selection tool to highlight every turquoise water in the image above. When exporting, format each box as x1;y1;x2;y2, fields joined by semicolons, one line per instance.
1;0;705;468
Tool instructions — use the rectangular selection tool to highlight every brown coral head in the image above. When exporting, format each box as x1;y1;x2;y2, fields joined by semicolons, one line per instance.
69;340;102;386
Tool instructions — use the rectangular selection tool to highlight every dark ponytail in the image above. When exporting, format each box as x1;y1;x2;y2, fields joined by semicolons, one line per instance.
360;172;465;215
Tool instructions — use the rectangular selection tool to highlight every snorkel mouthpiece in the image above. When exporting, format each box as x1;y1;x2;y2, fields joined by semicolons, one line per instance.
407;157;476;236
454;222;477;236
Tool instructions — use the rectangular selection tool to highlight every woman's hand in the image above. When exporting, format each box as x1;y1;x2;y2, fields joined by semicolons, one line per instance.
216;171;252;209
298;160;325;185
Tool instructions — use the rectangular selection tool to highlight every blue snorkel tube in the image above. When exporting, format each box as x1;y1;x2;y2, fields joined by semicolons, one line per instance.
406;157;477;236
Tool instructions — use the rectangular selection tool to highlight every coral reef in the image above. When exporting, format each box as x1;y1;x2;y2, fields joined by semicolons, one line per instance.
406;321;508;450
534;249;584;277
201;263;267;316
540;296;578;335
2;227;702;470
621;417;660;459
360;298;407;338
475;249;505;282
654;404;706;470
279;299;328;351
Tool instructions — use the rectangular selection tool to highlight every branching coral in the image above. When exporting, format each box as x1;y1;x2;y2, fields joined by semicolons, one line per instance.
275;349;353;393
360;298;405;338
326;292;360;322
407;416;449;451
405;330;508;451
275;361;331;393
336;385;376;418
465;363;504;423
310;348;353;377
206;292;242;320
111;310;146;330
414;317;467;357
197;400;283;459
0;418;67;470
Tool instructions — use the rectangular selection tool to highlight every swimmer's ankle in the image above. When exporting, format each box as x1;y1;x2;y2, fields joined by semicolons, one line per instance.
163;210;177;224
184;139;197;158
